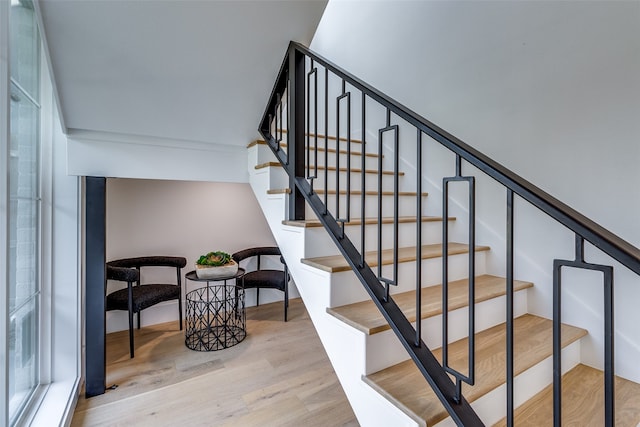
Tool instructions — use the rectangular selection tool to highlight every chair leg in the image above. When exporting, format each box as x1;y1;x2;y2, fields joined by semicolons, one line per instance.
128;280;135;358
256;288;260;306
128;309;135;358
284;285;289;322
178;294;183;330
284;267;289;322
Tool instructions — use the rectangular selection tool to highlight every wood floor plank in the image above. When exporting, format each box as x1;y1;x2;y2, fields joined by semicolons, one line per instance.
493;363;640;427
301;242;490;273
327;275;533;334
363;314;587;426
71;299;358;426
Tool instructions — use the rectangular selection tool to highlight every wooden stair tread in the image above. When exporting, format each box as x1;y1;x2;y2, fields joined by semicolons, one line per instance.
283;215;453;228
328;275;533;335
267;188;428;197
248;139;379;157
301;242;490;273
363;314;587;426
255;161;402;176
493;363;640;426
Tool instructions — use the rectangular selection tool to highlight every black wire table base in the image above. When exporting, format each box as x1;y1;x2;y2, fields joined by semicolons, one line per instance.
185;284;246;351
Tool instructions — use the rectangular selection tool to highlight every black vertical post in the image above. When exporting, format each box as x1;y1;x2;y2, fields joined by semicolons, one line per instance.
553;260;562;427
288;46;306;220
85;176;106;397
603;266;614;427
506;189;514;426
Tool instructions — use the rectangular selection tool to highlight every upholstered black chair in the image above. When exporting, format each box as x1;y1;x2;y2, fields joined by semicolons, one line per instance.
106;256;187;358
232;247;289;321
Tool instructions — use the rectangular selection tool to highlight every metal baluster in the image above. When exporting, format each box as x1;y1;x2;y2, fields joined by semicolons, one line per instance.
604;263;615;427
378;111;398;302
345;86;352;228
378;117;384;300
442;154;476;404
552;256;562;427
313;65;318;185
335;81;342;230
324;67;328;214
415;129;423;347
306;60;318;191
443;165;450;373
554;235;615;427
506;189;515;427
393;119;399;303
360;92;367;268
336;80;351;238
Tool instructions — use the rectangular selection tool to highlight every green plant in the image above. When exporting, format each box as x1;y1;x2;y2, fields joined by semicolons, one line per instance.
196;251;233;266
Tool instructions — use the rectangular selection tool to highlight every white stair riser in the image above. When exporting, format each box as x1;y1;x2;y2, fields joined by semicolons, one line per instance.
308;152;381;169
253;140;381;168
306;193;428;219
252;146;413;195
364;290;529;374
304;169;402;192
325;252;488;308
253;167;289;190
253;142;282;164
299;220;450;258
433;340;582;427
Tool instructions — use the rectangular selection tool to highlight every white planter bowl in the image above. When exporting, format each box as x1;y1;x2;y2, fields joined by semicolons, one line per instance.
195;261;238;279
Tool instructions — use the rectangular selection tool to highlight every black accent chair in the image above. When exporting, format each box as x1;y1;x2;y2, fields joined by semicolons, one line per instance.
106;256;187;358
232;247;289;321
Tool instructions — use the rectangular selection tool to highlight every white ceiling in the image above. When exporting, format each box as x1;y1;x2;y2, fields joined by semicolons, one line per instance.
38;0;327;147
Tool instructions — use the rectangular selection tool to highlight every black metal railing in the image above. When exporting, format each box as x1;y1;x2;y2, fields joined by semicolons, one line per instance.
258;41;640;426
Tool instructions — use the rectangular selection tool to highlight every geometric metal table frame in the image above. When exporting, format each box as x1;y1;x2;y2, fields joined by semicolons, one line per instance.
184;268;246;351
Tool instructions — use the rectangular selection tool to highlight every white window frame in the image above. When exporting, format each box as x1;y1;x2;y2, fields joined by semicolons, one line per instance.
0;0;10;421
1;1;81;425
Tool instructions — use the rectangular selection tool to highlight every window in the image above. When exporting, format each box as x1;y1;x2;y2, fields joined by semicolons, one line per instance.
7;0;41;424
2;1;80;425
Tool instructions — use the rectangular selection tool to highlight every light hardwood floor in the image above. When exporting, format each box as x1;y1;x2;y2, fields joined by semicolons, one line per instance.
72;299;359;427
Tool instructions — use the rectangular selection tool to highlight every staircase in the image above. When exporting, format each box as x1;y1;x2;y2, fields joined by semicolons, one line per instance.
247;42;640;426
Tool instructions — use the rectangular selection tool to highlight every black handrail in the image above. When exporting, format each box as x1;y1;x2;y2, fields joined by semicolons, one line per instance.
261;41;640;276
259;41;639;426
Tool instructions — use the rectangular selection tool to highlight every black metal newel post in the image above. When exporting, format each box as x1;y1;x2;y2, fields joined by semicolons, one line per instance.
288;46;306;221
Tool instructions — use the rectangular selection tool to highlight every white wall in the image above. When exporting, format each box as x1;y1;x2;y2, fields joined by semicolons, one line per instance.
67;130;250;183
105;178;293;332
311;0;640;382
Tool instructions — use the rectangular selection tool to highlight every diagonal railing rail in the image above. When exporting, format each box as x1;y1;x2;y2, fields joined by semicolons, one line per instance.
259;41;640;426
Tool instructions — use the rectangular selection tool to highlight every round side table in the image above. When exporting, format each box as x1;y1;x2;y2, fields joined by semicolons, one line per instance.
184;268;246;351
